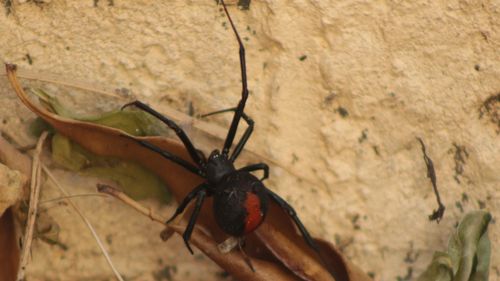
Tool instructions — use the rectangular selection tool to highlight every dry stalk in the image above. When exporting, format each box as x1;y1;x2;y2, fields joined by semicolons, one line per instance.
96;184;177;242
39;193;108;205
16;131;47;281
96;184;168;226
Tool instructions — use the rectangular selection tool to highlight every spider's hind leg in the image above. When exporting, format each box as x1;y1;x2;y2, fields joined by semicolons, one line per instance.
265;188;340;280
166;183;208;224
265;189;320;254
182;189;207;254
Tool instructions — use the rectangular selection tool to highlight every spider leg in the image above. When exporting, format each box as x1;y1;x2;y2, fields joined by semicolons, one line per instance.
200;107;254;162
199;107;237;118
122;100;204;167
265;189;320;254
182;189;207;254
122;134;205;177
166;183;208;224
219;1;250;157
239;163;269;181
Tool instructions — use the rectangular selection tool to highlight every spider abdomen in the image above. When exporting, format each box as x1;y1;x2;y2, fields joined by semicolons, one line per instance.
213;172;268;237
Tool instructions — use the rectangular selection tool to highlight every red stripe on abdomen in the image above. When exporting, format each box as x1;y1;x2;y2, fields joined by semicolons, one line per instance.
243;192;263;234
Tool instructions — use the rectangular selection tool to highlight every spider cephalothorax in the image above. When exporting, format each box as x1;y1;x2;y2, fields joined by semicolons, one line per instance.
205;149;234;184
121;0;321;270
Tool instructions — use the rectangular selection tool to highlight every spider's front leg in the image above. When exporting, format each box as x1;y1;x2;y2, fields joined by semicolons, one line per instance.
122;100;205;167
218;0;251;158
200;107;254;162
121;134;204;177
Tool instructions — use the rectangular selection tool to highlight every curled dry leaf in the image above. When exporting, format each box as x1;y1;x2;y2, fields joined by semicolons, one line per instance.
0;209;19;281
0;160;24;281
0;136;31;281
0;163;25;281
6;64;370;281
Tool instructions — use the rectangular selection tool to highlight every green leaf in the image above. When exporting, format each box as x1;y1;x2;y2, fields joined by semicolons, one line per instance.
416;252;453;281
30;88;168;136
29;117;55;136
27;88;172;203
51;134;89;171
448;211;491;281
52;134;170;203
30;88;73;117
80;110;167;136
470;231;491;281
417;211;492;281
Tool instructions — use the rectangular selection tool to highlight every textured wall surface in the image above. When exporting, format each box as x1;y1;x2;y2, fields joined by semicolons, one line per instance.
0;0;499;280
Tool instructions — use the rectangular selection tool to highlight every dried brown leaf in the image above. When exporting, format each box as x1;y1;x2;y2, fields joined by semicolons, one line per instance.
6;64;370;281
0;133;30;281
0;209;19;281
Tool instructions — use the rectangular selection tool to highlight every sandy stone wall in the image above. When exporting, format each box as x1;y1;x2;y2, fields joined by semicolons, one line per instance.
0;0;498;280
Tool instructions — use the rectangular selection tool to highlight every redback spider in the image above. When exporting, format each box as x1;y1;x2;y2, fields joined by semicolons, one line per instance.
122;0;324;271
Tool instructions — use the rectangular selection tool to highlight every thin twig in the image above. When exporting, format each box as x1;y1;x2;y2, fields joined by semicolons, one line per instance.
96;184;181;242
416;137;445;222
41;166;124;281
96;184;167;225
39;193;108;205
17;131;47;281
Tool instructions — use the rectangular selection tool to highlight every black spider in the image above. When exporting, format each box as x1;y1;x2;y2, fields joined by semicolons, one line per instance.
122;0;322;271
